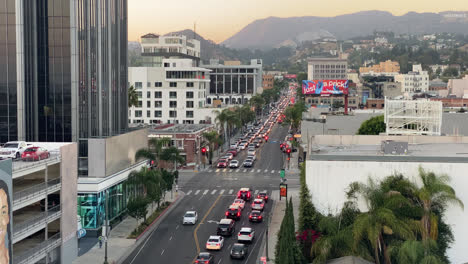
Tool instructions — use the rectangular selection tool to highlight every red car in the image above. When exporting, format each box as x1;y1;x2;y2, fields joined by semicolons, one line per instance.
21;147;50;161
227;149;237;157
217;159;228;168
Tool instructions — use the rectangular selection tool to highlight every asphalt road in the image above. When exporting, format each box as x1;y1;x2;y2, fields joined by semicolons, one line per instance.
123;116;295;264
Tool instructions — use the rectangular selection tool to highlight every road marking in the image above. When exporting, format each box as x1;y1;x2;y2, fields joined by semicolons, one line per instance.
194;190;200;195
271;170;275;173
211;190;217;195
229;189;233;194
254;190;259;195
193;194;223;262
223;168;227;172
186;190;192;195
251;169;256;173
245;230;264;264
220;189;225;195
169;236;172;241
264;169;268;173
176;225;179;230
243;169;247;172
161;249;165;255
208;169;213;172
203;190;209;195
217;259;222;264
215;169;220;172
257;169;261;173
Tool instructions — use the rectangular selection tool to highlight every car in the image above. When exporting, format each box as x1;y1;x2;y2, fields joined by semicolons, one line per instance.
253;140;261;148
217;159;228;168
21;147;50;161
224;152;234;160
227;149;237;157
237;188;252;201
230;243;248;259
243;159;254;167
247;148;256;156
232;199;245;210
206;235;224;250
251;198;265;211
237;227;255;243
247;154;256;161
217;218;235;236
239;141;248;150
0;141;29;160
183;211;198;225
248;210;264;222
248;143;255;149
194;252;214;264
230;143;238;149
257;190;269;202
229;160;239;168
225;205;242;220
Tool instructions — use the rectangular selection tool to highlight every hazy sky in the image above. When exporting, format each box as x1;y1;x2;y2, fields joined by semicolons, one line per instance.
128;0;467;43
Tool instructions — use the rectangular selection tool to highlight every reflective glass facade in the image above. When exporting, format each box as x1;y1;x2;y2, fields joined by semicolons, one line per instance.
0;0;17;143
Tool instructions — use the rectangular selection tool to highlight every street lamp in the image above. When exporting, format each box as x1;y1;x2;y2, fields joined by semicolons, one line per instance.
104;191;123;264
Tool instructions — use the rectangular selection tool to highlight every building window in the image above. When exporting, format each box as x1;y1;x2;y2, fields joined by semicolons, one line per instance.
147;111;151;117
169;91;177;98
187;82;194;87
170;82;177;87
155;91;162;98
147;82;151;88
154;101;162;108
154;111;162;117
170;101;177;108
147;101;151;108
186;91;194;98
186;111;194;118
135;82;142;88
164;62;170;67
169;111;177;118
186;101;194;108
135;111;142;117
155;82;162;87
137;101;142;107
147;91;151;98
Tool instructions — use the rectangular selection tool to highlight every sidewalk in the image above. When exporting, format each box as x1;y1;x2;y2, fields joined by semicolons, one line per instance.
73;191;177;264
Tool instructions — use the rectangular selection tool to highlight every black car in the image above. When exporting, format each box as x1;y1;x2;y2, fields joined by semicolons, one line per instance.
249;210;264;222
230;243;248;259
253;140;261;148
217;218;235;236
257;190;269;202
225;206;242;220
194;252;214;264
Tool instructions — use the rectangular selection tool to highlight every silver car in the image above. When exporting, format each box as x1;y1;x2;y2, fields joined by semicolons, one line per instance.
183;211;198;225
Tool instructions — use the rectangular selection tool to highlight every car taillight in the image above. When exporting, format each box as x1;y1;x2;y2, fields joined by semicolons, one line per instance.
238;233;241;236
258;216;262;219
249;215;252;218
225;212;229;216
195;261;199;264
249;234;252;237
237;212;241;216
205;261;209;264
216;243;220;246
266;196;268;199
247;192;251;197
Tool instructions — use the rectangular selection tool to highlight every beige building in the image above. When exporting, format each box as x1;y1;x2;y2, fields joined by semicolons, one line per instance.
359;60;400;76
307;58;347;80
263;74;274;90
447;75;468;98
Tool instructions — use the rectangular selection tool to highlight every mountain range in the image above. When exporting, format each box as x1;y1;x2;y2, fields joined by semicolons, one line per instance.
221;11;468;49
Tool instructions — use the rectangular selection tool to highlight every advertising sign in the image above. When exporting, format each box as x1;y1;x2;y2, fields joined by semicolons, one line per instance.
302;80;349;95
279;183;288;200
0;160;12;264
284;74;297;79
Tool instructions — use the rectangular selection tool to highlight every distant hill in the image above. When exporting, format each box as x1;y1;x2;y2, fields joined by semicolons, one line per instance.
222;11;468;49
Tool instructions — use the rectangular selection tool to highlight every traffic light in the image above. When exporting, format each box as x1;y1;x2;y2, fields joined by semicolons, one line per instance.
201;147;207;155
264;135;269;141
286;148;291;154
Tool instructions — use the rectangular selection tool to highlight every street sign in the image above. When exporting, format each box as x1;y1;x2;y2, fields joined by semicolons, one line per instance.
279;183;288;200
280;169;285;178
293;134;301;138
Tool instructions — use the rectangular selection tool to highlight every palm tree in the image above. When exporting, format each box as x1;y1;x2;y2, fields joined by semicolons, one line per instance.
233;105;255;133
159;146;185;171
135;137;171;168
128;85;139;107
213;108;240;146
283;101;307;132
202;131;222;165
347;178;415;264
249;94;265;117
393;239;443;264
414;168;464;242
213;109;229;140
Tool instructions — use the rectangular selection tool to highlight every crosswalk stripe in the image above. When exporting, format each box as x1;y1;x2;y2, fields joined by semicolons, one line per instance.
257;169;261;173
220;189;225;195
243;169;247;172
251;169;255;173
208;169;213;172
211;190;217;195
216;169;220;172
229;189;233;194
271;170;275;173
223;168;227;172
195;190;200;195
186;190;192;195
203;190;208;195
254;190;259;195
264;169;268;173
236;169;240;173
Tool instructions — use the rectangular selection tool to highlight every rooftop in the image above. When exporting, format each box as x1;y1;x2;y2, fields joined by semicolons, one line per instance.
148;124;214;134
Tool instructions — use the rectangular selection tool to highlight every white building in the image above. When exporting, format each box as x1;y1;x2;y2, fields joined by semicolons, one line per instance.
129;59;212;124
394;65;429;94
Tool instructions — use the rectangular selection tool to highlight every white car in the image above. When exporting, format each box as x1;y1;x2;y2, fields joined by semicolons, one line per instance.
0;141;29;160
237;227;255;243
247;148;256;156
225;153;234;160
232;199;245;210
183;211;198;225
239;142;248;150
230;143;238;149
206;235;224;250
247;154;256;161
229;160;239;168
251;198;265;211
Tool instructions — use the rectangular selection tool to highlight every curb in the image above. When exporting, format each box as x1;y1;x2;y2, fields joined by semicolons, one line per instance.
117;191;185;264
257;196;278;264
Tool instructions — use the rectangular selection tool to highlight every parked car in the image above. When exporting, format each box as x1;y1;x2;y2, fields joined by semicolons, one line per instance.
195;252;214;264
248;210;263;223
230;243;248;259
183;211;198;225
0;141;29;160
206;236;224;250
21;147;50;161
217;218;235;236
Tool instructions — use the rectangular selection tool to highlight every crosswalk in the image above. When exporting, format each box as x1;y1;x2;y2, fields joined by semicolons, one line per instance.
207;168;281;174
183;188;264;196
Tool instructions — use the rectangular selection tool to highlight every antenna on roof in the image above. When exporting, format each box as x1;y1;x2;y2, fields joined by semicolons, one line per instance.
193;22;196;40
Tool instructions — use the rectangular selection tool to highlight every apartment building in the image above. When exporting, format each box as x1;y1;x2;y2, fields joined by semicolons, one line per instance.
201;59;263;105
359;60;400;76
128;59;211;124
263;74;274;90
307;58;347;80
394;65;429;94
447;75;468;98
0;143;78;264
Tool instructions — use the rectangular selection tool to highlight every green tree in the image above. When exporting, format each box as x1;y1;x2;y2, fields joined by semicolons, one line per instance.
135;137;171;168
283;101;307;132
442;67;459;77
393;240;442;264
213;108;241;145
128;85;139;108
357;115;385;135
159;146;185;171
249;94;265;116
127;196;149;224
276;199;304;264
202;131;222;165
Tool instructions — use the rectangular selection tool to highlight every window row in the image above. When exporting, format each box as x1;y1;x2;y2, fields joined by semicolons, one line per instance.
133;110;194;118
166;71;205;79
141;91;194;99
134;82;195;88
138;100;195;108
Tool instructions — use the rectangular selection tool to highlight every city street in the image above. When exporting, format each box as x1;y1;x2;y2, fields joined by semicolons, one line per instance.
123;122;298;264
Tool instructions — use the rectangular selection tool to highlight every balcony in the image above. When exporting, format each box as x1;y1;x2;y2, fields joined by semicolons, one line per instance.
13;233;61;264
13;205;61;244
13;179;61;211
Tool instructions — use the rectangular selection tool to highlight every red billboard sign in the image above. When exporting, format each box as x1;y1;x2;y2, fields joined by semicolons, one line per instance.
284;74;297;79
302;80;349;95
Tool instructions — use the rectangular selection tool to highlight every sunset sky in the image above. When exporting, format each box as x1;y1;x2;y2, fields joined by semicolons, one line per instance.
128;0;467;43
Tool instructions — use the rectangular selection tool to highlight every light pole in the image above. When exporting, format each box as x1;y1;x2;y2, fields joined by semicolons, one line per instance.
104;191;123;264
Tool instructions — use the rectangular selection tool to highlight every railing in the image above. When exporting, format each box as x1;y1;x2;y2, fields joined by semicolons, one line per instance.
13;232;61;264
13;179;61;208
12;150;61;172
13;205;61;242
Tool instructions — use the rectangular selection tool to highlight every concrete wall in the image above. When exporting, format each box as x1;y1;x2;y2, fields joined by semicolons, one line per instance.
311;135;468;146
306;159;468;264
60;143;78;263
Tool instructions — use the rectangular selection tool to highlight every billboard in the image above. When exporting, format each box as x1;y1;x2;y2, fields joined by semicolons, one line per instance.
284;74;297;79
302;80;349;95
0;160;12;264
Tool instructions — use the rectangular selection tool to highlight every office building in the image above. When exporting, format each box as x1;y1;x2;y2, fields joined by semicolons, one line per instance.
359;60;400;76
1;143;78;264
201;59;263;105
307;57;347;81
394;65;429;94
262;74;274;90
